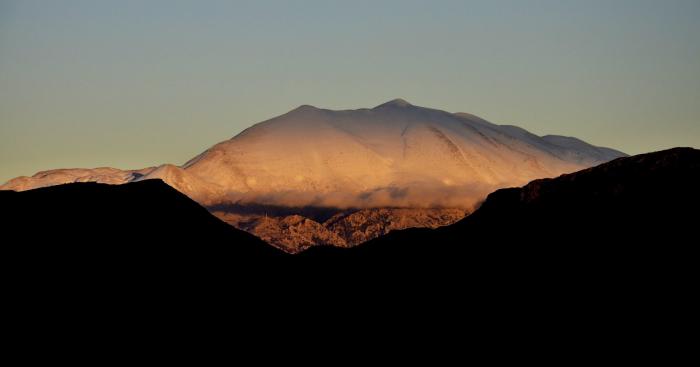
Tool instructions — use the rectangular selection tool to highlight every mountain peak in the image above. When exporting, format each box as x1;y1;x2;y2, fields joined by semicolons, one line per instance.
375;98;413;109
291;104;319;113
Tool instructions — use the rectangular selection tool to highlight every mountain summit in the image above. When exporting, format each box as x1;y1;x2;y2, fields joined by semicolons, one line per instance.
374;98;413;108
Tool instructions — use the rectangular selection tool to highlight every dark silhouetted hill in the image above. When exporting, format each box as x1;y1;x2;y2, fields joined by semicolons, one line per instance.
298;149;699;338
3;149;697;349
1;180;286;271
302;148;700;271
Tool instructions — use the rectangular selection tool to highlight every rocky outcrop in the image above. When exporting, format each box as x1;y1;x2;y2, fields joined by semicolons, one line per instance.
213;208;468;253
323;208;469;246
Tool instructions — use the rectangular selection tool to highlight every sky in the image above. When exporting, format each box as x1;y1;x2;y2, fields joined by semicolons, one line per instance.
1;0;699;183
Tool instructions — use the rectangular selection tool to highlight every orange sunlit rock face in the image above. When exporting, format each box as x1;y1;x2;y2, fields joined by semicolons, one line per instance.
213;208;469;253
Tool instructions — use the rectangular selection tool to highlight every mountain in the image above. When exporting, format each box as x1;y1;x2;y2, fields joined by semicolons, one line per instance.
300;147;700;261
183;99;626;209
2;99;624;208
1;99;626;250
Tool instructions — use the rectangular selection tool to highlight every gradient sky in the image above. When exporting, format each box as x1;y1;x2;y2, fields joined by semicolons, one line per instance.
1;0;699;183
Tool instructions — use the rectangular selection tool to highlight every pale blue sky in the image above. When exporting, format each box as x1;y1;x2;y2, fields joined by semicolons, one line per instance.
1;0;699;182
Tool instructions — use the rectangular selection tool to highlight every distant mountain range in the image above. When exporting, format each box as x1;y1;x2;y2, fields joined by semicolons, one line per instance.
1;99;627;251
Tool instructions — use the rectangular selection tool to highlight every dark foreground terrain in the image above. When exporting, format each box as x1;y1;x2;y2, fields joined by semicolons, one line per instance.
1;180;287;268
2;148;698;351
3;147;698;270
298;148;699;334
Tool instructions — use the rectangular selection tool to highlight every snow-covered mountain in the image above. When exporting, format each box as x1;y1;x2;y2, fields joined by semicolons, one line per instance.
181;98;626;208
2;99;625;209
1;99;626;251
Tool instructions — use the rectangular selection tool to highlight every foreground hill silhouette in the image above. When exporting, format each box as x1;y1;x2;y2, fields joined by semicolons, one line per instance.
1;180;286;269
302;147;700;267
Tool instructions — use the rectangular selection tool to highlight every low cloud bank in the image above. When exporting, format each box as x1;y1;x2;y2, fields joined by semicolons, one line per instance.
219;183;498;210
